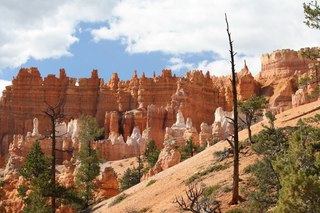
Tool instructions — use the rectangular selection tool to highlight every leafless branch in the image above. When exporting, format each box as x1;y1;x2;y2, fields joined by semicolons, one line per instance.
174;183;221;213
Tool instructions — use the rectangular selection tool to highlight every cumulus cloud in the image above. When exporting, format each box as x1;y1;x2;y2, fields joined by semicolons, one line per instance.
0;0;118;69
168;57;194;72
0;79;12;97
91;0;320;75
168;55;261;76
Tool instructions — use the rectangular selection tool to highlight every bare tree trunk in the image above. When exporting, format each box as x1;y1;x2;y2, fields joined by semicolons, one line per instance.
225;13;240;205
247;126;252;144
43;100;65;213
50;116;56;213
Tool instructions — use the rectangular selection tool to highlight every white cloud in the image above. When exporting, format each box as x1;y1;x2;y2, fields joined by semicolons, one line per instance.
0;79;12;97
167;55;261;76
197;55;261;76
0;0;119;69
91;0;320;75
168;57;194;72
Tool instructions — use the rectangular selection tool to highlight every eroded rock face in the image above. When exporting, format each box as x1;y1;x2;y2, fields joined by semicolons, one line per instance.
96;167;120;200
0;68;233;158
142;139;181;180
237;61;259;100
0;48;317;161
259;49;314;80
199;123;212;146
257;48;317;109
164;111;200;147
1;147;120;213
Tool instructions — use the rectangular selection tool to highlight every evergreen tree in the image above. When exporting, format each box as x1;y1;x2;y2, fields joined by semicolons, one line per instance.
304;0;320;29
179;138;204;161
274;121;320;212
144;140;160;167
244;112;286;212
18;140;52;212
119;168;141;191
119;155;144;191
75;114;104;208
238;96;267;144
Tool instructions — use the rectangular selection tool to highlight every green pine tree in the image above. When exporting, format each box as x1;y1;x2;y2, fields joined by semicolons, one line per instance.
119;168;141;191
18;140;52;212
144;140;160;167
75;114;104;208
274;121;320;212
238;96;267;144
180;138;204;161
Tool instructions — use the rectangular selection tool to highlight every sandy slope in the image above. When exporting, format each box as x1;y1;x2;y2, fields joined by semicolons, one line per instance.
92;99;320;213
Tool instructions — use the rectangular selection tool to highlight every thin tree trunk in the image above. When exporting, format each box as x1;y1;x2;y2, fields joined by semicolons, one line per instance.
50;115;56;213
247;126;252;144
43;100;64;213
225;13;240;205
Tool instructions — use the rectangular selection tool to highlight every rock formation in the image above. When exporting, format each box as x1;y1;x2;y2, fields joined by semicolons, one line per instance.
142;139;181;180
96;167;120;200
0;48;318;165
256;48;318;110
0;68;232;161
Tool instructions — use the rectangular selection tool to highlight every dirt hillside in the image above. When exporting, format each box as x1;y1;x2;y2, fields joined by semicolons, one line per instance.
92;99;320;213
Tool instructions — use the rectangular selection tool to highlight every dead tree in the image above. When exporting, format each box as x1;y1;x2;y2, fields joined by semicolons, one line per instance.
42;99;65;213
225;13;241;205
174;183;221;213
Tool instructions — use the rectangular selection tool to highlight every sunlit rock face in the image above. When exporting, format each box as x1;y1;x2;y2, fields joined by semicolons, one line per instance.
257;48;317;111
0;48;317;161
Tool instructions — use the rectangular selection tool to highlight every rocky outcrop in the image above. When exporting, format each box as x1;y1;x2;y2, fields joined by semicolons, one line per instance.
1;143;120;213
0;68;232;160
257;48;317;110
259;48;314;80
142;139;181;180
0;48;317;163
237;61;259;100
96;167;120;200
164;110;199;147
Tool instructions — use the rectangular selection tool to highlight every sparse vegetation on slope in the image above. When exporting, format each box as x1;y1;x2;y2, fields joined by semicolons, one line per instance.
91;100;320;212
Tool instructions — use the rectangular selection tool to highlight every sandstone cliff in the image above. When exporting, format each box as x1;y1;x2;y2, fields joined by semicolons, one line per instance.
0;47;318;163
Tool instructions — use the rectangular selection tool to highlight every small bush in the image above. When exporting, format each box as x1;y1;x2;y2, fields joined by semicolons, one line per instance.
221;185;232;193
213;149;230;162
144;140;160;167
203;184;221;198
109;193;127;207
180;139;205;161
186;173;202;185
0;180;4;187
120;168;141;191
146;179;156;187
186;163;228;184
17;184;28;197
226;208;247;213
206;164;229;173
125;207;149;213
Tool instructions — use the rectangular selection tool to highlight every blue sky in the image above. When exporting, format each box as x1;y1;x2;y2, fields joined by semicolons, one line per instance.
0;0;319;93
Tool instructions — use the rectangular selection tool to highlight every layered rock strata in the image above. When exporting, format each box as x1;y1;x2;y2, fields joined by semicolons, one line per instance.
0;48;318;162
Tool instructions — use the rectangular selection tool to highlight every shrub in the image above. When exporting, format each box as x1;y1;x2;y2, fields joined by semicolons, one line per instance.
213;149;230;162
144;140;160;167
180;138;205;161
146;179;156;187
108;193;127;207
203;184;221;198
186;163;228;184
226;208;247;213
119;168;141;191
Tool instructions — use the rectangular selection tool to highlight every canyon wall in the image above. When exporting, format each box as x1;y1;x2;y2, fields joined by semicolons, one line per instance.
0;69;231;158
0;48;318;161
